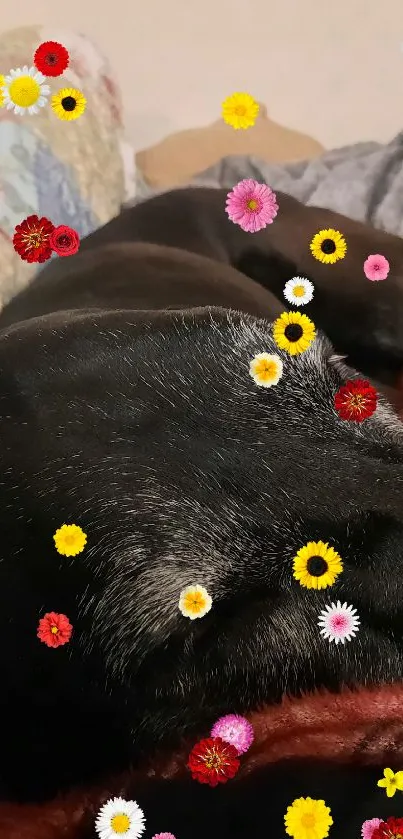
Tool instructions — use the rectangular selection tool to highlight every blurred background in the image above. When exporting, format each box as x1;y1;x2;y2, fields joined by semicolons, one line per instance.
1;0;402;151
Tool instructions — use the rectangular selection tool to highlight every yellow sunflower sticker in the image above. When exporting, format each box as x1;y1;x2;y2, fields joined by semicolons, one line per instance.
310;228;347;264
292;540;343;590
272;311;316;356
51;87;86;121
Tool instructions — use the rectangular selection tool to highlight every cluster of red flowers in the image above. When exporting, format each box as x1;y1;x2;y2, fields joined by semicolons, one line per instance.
13;215;80;263
37;612;73;648
334;378;378;423
34;41;70;77
372;817;403;838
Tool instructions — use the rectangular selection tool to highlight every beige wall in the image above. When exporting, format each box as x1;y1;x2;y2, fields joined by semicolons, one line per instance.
1;0;402;153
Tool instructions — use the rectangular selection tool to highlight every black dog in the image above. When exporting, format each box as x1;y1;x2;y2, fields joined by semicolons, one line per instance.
1;189;403;818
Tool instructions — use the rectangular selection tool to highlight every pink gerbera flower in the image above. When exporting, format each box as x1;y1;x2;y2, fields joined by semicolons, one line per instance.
363;254;390;281
225;179;278;232
152;834;176;839
318;601;360;644
211;713;254;755
361;819;382;839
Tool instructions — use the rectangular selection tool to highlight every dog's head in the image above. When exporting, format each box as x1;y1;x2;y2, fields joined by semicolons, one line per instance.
2;306;403;796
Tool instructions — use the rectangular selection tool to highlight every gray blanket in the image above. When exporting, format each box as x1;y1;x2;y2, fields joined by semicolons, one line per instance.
133;131;403;237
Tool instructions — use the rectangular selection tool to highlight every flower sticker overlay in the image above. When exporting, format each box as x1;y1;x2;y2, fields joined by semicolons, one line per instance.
54;524;87;557
95;797;146;839
50;225;81;257
34;41;70;77
225;179;278;232
318;602;360;644
283;277;314;307
51;87;87;121
361;818;382;839
377;768;403;798
310;228;347;264
221;92;259;130
292;541;343;590
272;311;316;356
187;736;240;786
363;254;390;281
179;584;212;619
249;353;283;388
2;66;50;115
37;612;73;648
334;379;377;422
284;796;333;839
211;714;254;755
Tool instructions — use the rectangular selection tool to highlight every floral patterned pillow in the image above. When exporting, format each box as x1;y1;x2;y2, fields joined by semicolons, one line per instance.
0;26;132;309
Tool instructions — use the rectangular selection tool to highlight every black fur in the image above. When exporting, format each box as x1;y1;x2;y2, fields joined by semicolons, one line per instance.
1;188;403;810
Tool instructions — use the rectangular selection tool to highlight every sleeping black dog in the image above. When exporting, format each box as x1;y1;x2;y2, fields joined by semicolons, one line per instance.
1;188;403;839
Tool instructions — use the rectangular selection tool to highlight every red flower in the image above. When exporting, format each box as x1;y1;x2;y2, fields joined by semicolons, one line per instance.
334;378;377;422
187;736;240;787
37;612;73;648
372;817;403;838
49;225;80;257
13;215;55;263
34;41;70;77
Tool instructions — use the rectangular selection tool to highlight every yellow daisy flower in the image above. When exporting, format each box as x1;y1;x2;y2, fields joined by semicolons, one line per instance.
272;311;316;356
292;540;343;590
51;87;86;121
53;523;87;557
377;767;403;798
221;92;259;130
249;352;283;388
285;796;333;839
310;228;347;264
179;584;212;619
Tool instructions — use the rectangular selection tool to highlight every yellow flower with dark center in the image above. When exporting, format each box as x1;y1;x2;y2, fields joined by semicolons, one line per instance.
53;523;87;556
377;767;403;798
292;540;343;590
221;92;259;130
285;796;333;839
272;311;316;356
249;352;283;388
51;87;86;121
310;228;347;264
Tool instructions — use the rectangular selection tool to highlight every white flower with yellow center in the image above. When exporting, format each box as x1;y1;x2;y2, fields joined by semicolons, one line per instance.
283;276;314;307
179;584;212;619
3;65;51;115
95;797;146;839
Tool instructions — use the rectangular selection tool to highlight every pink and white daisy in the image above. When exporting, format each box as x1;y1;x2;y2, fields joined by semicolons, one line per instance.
363;254;390;281
211;713;254;755
225;179;278;233
318;601;360;645
361;818;382;839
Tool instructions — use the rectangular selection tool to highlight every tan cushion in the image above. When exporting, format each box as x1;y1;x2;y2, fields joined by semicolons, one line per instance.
136;104;325;189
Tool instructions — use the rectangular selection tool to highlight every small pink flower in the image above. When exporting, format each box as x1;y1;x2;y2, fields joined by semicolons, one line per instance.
152;834;176;839
211;713;254;755
363;254;390;281
361;818;382;839
225;178;278;233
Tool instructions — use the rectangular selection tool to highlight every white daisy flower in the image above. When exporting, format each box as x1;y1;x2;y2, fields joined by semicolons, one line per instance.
3;65;51;115
318;601;360;645
249;352;283;388
95;797;146;839
283;276;314;307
